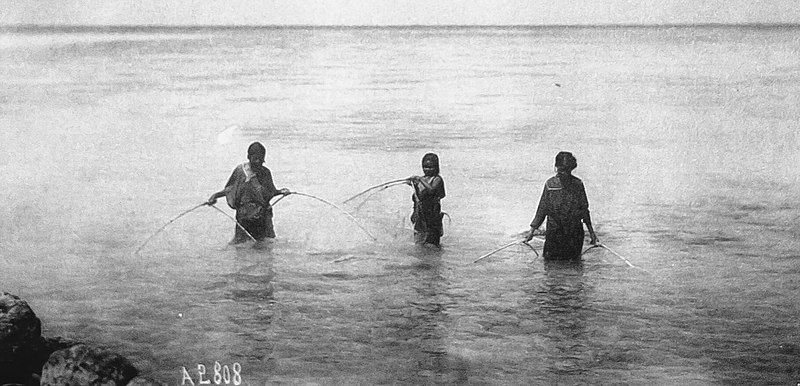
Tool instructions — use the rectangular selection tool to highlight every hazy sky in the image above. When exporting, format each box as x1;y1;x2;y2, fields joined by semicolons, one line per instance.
2;0;799;26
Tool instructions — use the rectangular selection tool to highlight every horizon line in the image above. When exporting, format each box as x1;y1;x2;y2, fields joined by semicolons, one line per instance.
3;22;800;30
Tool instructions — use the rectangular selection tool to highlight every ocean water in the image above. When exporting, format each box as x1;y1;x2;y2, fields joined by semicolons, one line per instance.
1;25;799;385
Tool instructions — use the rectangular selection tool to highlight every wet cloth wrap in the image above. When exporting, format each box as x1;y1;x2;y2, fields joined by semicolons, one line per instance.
530;173;591;260
411;153;446;245
224;162;279;240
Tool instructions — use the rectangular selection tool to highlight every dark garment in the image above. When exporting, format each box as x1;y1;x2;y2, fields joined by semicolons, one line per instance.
224;163;280;241
411;175;446;246
530;173;591;260
234;216;274;242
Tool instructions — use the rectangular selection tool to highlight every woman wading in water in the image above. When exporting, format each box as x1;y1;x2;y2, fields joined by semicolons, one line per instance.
207;142;290;247
525;151;598;259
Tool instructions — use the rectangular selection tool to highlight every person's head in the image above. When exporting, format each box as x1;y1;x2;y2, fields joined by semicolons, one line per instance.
554;151;577;174
421;153;440;177
247;142;266;165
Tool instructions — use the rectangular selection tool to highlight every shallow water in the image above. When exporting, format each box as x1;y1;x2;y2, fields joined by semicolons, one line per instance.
1;25;800;384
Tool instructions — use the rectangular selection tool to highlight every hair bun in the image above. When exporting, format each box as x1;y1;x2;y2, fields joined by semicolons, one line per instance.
555;151;577;171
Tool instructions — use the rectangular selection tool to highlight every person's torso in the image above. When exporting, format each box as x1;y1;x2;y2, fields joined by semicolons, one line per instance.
238;163;271;206
415;175;444;201
544;174;585;228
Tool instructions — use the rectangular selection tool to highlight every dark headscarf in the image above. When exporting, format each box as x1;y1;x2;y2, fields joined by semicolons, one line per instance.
247;142;266;158
422;153;440;176
555;151;577;172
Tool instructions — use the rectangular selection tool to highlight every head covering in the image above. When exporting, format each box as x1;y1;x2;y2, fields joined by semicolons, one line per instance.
422;153;440;175
555;151;577;172
247;142;266;158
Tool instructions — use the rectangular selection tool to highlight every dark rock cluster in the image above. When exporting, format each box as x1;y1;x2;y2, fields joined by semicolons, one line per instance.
0;292;165;386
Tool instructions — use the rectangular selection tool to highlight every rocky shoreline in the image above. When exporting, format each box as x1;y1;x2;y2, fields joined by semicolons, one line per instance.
0;292;166;386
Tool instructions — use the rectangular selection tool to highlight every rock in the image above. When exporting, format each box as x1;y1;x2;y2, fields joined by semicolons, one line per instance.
30;336;82;374
41;336;82;351
40;344;138;386
0;293;163;385
0;292;43;384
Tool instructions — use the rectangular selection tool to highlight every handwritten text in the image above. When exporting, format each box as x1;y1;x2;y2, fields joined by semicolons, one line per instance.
181;362;242;385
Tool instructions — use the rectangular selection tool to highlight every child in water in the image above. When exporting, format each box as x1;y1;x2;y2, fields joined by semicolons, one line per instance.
408;153;446;247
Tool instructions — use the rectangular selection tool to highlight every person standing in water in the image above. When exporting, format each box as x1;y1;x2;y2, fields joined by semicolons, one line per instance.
525;151;598;259
408;153;446;248
207;142;290;245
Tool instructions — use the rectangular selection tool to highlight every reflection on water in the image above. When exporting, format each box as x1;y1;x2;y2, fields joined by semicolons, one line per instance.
227;246;276;303
226;246;277;367
401;252;470;384
364;249;470;384
538;260;588;377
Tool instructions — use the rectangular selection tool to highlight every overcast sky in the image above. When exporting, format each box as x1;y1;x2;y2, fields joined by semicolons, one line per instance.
2;0;799;26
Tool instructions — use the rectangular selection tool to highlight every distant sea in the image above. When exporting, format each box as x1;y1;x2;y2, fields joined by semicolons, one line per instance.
1;25;799;384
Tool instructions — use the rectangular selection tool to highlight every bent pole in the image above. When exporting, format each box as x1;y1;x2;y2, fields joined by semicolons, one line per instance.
134;203;207;255
474;240;535;263
522;241;539;256
582;243;650;274
581;244;603;255
354;181;410;210
268;193;288;208
581;243;633;267
288;192;377;241
342;178;410;204
597;244;637;269
207;204;258;243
